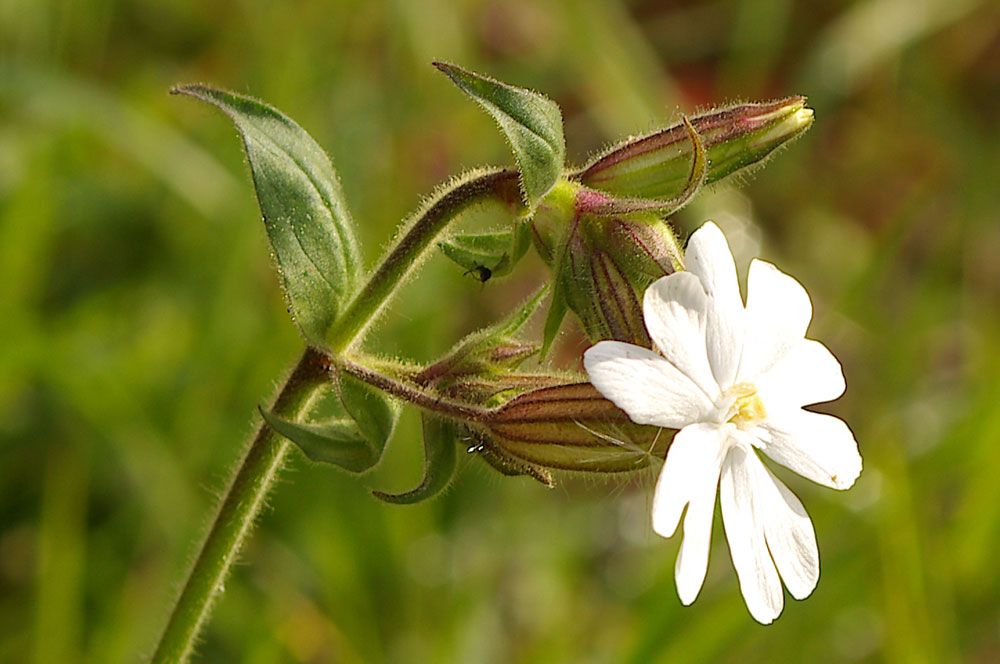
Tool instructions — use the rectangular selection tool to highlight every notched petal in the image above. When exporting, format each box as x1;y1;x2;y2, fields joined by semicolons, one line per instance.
759;410;862;490
756;339;846;409
754;462;819;601
642;273;718;399
740;259;813;381
584;341;712;429
684;222;745;388
720;447;784;624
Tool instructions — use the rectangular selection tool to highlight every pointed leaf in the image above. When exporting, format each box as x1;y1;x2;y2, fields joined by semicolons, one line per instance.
435;62;565;207
262;372;398;474
439;222;531;279
496;284;548;337
338;371;399;457
373;414;460;504
413;286;548;388
541;283;568;358
173;85;362;346
259;407;377;473
540;214;580;357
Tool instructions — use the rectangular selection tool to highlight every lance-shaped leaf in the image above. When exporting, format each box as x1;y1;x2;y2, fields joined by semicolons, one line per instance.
414;286;548;388
260;409;378;473
541;282;569;358
438;222;531;280
494;283;547;338
435;62;565;208
173;85;362;346
372;414;460;504
337;371;398;455
262;372;398;474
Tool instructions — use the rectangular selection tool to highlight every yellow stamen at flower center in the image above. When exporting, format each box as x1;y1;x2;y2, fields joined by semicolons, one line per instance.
725;382;767;429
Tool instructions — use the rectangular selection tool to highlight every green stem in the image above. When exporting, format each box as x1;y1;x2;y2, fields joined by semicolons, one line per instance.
150;349;327;664
335;355;488;421
326;168;521;349
151;169;520;663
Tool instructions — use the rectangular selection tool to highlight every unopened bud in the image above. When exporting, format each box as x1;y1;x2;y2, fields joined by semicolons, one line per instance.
438;372;566;409
479;382;671;473
576;97;814;201
531;181;682;346
414;288;546;391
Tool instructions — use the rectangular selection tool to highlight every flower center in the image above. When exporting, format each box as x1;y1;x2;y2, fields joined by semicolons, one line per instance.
723;382;767;429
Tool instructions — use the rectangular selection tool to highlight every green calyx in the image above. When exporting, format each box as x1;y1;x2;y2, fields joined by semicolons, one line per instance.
575;96;814;201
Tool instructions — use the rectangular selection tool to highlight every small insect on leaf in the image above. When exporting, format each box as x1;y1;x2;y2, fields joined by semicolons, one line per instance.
439;224;531;283
463;264;494;283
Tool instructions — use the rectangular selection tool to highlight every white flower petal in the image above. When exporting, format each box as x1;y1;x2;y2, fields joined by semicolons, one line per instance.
584;341;713;428
642;272;718;399
754;462;819;600
739;259;813;381
756;339;846;409
650;423;726;604
684;222;745;389
758;409;862;490
720;446;783;624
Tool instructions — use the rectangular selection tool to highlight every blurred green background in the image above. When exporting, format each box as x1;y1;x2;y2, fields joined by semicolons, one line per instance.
3;0;999;662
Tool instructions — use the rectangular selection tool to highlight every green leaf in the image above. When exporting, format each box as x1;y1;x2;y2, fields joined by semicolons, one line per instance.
541;282;568;358
259;408;377;473
434;62;565;208
438;223;530;280
337;371;398;453
261;372;398;474
413;286;547;390
495;284;548;337
540;214;579;357
173;85;362;346
372;414;460;504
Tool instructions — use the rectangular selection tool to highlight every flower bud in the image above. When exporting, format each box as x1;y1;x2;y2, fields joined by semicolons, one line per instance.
575;97;814;201
438;372;566;409
412;286;548;400
478;382;671;473
415;338;539;387
531;181;683;346
405;328;671;479
530;98;811;349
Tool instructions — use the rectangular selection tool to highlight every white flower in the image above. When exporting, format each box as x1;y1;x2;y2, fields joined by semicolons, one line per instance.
583;221;861;624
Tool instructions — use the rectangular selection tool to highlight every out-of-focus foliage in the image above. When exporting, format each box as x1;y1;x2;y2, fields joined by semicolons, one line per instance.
2;0;999;662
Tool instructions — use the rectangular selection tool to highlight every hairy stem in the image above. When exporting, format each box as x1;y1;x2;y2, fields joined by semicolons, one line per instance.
335;355;488;421
150;348;328;664
151;169;519;663
326;168;521;349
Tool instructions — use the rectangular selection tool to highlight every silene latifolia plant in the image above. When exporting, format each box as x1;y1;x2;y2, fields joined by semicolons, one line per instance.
151;63;861;662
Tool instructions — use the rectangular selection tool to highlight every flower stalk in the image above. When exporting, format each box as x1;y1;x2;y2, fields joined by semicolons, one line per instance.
334;347;671;476
151;169;521;664
326;168;522;350
151;348;328;664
